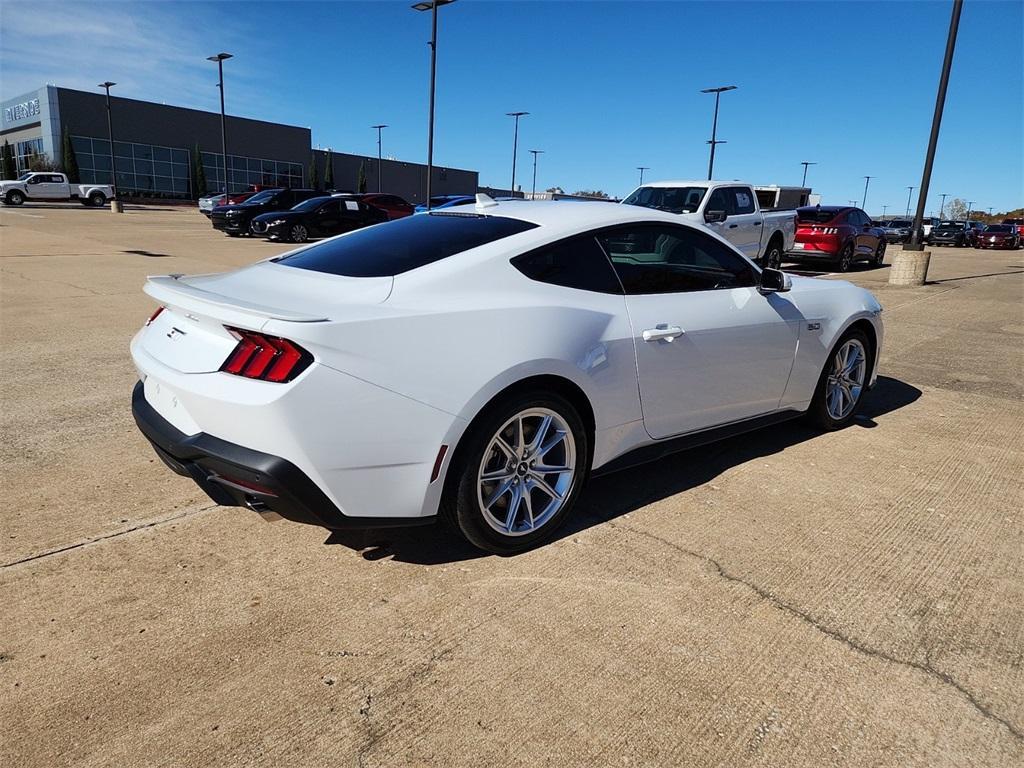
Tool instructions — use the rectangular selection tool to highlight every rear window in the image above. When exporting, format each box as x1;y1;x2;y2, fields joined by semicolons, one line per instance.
275;213;539;277
889;220;912;227
797;208;840;224
984;225;1011;233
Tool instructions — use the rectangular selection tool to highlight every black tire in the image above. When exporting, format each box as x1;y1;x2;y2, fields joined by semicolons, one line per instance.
763;236;784;270
836;242;854;272
88;191;106;207
872;241;886;267
6;190;25;206
225;232;241;237
289;224;309;243
807;327;872;431
441;389;590;555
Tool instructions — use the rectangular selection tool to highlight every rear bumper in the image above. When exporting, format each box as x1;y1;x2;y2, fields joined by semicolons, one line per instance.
786;247;838;260
132;380;429;530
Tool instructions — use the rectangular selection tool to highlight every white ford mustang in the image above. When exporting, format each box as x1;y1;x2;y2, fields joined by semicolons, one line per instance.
131;196;883;553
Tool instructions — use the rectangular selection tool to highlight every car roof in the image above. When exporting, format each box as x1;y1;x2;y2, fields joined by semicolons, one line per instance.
436;199;688;229
638;179;738;188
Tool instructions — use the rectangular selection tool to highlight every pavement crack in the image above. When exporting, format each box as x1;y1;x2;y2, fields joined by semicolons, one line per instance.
619;524;1024;744
1;505;218;569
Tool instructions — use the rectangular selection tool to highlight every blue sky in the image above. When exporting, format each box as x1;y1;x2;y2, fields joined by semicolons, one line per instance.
3;0;1021;213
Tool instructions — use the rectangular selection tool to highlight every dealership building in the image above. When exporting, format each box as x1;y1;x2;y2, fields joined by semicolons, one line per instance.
1;85;477;203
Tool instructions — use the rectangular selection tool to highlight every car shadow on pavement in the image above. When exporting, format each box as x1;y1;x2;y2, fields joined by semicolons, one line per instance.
323;376;922;565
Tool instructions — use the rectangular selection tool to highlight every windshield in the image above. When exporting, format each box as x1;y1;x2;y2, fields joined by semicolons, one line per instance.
291;196;330;212
622;186;707;214
241;190;281;205
889;220;912;228
936;222;964;229
17;172;32;181
984;225;1012;233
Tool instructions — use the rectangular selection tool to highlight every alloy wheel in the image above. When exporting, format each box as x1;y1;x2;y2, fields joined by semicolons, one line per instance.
291;224;308;242
476;408;576;537
826;339;867;421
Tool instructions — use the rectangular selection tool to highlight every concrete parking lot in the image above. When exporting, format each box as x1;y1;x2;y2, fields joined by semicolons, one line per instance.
1;204;1022;767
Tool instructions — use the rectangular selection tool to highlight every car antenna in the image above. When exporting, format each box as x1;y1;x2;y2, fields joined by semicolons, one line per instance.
475;193;498;209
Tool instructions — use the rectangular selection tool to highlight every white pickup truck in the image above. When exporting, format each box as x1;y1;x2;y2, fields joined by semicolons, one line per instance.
622;180;797;268
0;172;114;207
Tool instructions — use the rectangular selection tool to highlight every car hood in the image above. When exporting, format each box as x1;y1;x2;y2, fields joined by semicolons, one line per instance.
252;211;301;223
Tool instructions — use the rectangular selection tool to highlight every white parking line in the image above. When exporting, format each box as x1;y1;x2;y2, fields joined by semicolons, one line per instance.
3;211;45;218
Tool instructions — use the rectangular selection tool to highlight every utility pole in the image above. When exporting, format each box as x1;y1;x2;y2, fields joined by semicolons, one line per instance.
372;124;387;192
800;161;816;187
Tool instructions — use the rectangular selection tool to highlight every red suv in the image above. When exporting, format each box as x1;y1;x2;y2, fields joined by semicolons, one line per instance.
354;193;414;220
788;206;887;272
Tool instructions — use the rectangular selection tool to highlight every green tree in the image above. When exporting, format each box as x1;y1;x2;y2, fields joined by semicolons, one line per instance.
571;189;610;199
192;144;207;199
307;152;320;191
323;150;335;190
61;126;80;182
357;161;367;193
1;140;15;180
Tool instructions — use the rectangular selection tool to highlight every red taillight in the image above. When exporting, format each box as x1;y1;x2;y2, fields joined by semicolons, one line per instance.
220;328;312;383
145;306;165;326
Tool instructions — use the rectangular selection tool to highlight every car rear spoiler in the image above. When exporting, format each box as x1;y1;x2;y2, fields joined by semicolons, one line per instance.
144;274;330;323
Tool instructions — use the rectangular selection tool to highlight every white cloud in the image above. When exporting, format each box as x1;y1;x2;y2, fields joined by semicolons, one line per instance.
0;2;266;116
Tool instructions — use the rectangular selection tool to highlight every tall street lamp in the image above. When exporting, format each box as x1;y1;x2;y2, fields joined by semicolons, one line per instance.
412;0;456;210
528;149;543;198
939;192;948;218
906;186;915;217
800;161;816;187
861;176;873;210
207;52;233;197
701;85;736;180
966;200;975;218
882;204;889;217
372;124;388;192
907;0;963;250
637;166;649;186
97;81;118;207
506;111;528;196
987;207;993;216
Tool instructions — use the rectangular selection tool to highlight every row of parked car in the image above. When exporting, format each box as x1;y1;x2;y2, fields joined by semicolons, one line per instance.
197;188;485;242
876;217;1022;249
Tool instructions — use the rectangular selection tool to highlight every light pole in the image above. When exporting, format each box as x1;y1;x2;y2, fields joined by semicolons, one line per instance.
637;166;649;186
907;0;963;250
987;207;993;216
371;124;388;192
849;200;858;207
800;161;816;187
528;149;543;198
906;186;915;217
207;52;233;197
506;111;528;196
966;200;975;219
97;82;118;207
412;0;456;209
701;85;736;180
862;176;873;210
939;192;948;218
882;204;889;218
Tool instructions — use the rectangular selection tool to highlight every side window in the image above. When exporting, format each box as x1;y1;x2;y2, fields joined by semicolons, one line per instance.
319;200;339;215
705;188;733;215
597;225;756;295
731;187;755;214
511;235;622;294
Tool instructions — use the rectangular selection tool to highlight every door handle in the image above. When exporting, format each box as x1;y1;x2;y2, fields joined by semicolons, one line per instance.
642;325;684;343
753;221;762;226
728;224;738;229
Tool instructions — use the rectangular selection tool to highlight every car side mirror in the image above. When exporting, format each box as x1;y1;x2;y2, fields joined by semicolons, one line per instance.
704;209;727;223
759;267;792;294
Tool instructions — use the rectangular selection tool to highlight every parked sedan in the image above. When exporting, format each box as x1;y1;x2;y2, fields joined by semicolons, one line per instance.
211;188;322;236
131;197;883;554
250;195;387;242
929;220;975;247
788;206;886;271
879;219;920;244
353;193;414;220
198;190;257;216
975;224;1021;249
